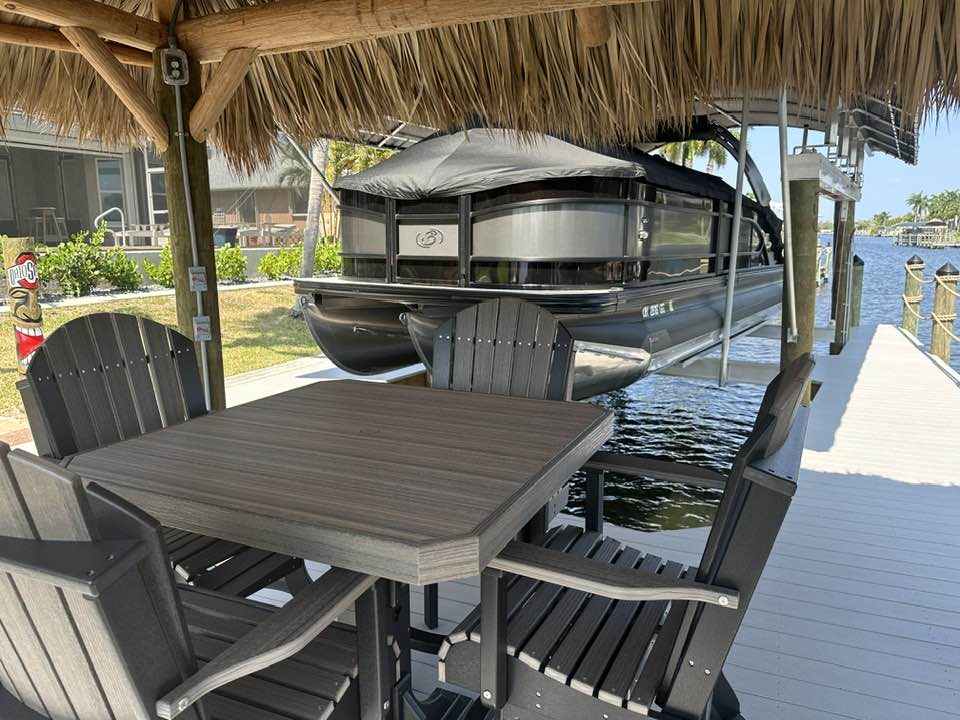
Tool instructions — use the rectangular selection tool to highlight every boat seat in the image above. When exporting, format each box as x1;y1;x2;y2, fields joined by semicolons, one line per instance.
178;585;364;720
439;524;694;716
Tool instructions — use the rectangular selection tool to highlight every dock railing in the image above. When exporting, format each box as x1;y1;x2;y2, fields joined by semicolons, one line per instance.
900;256;960;364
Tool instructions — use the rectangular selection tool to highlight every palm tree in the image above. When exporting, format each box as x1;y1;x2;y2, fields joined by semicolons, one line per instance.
659;140;729;173
907;192;928;221
300;140;330;279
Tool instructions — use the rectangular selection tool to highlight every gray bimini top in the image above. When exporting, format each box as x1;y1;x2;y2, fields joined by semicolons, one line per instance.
334;129;646;199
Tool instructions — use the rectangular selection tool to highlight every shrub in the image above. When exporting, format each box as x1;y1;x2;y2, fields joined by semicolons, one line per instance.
37;230;104;296
257;244;302;279
144;245;175;288
314;238;342;274
100;247;141;291
215;244;248;282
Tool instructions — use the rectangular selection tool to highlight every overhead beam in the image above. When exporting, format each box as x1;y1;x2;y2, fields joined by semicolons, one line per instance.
3;0;166;51
189;47;258;142
0;21;153;66
60;26;169;151
575;7;611;47
174;0;648;64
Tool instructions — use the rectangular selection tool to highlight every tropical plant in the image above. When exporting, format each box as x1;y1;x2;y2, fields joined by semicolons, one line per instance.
100;247;142;291
314;238;342;274
215;244;248;282
300;140;330;279
258;244;303;279
907;192;928;221
659;139;729;173
144;245;175;288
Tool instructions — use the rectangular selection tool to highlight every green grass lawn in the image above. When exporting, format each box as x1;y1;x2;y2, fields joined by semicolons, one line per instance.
0;286;318;417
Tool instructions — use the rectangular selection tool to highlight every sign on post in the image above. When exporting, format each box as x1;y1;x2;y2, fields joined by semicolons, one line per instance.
3;237;44;372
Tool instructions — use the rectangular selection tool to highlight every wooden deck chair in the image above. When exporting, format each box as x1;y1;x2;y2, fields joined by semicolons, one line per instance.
420;298;576;629
17;312;308;597
439;353;815;720
0;443;375;720
0;442;375;720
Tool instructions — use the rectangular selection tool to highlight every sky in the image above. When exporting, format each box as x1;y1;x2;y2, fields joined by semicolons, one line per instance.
693;110;960;222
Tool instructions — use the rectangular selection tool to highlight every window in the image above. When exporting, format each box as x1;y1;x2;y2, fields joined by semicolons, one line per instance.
291;188;309;215
149;172;168;224
96;158;125;214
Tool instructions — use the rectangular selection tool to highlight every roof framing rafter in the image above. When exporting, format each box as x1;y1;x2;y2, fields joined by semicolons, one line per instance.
0;20;152;65
174;0;652;63
2;0;166;51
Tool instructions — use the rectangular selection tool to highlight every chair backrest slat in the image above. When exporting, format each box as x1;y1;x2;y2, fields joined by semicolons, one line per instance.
450;304;478;392
86;314;143;440
21;314;206;460
433;298;575;401
141;319;188;426
0;444;199;720
61;318;123;449
112;314;164;434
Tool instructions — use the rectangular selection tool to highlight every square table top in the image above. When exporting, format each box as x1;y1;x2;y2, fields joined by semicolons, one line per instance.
66;380;613;584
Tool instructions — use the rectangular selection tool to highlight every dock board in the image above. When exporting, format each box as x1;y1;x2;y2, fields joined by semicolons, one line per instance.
262;324;960;719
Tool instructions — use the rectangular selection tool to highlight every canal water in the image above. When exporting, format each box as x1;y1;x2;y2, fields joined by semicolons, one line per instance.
568;235;960;531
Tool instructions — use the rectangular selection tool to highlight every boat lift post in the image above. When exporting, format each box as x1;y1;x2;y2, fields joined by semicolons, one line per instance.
778;89;799;344
719;97;751;386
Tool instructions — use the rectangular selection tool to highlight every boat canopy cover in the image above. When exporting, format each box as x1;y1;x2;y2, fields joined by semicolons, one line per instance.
334;130;646;198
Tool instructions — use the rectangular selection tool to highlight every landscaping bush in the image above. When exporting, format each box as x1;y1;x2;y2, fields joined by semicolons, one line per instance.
100;247;141;291
144;245;175;288
37;226;107;297
215;244;248;282
315;238;342;274
257;239;341;279
258;244;302;279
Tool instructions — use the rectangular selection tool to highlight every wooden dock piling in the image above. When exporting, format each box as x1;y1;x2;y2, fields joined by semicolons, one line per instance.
850;255;864;327
900;255;925;337
930;261;959;364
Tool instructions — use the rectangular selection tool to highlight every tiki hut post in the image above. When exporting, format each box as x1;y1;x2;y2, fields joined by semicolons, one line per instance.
781;178;819;404
830;198;857;355
151;0;226;410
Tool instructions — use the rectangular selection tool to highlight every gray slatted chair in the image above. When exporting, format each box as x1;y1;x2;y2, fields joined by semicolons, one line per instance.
439;353;815;720
0;441;372;720
420;297;576;630
17;312;308;597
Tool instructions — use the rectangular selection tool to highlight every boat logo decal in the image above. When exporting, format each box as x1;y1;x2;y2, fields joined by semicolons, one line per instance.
641;300;675;319
416;228;444;248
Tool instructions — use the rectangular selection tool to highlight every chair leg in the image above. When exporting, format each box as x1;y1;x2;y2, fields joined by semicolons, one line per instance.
480;568;507;716
709;671;743;720
424;583;439;629
284;561;312;595
585;468;605;534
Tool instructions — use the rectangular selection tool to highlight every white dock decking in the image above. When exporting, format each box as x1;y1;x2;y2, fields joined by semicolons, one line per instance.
395;324;960;719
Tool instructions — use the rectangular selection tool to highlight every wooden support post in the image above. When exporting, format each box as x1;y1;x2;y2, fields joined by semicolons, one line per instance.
189;47;258;143
831;200;856;355
850;255;864;327
829;200;844;319
931;262;959;364
781;179;818;404
2;0;166;50
153;38;226;409
900;255;925;338
60;27;169;151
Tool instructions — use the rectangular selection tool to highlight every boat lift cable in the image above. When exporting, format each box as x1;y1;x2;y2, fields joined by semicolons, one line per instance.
167;0;212;412
719;97;751;386
779;89;799;344
283;135;340;207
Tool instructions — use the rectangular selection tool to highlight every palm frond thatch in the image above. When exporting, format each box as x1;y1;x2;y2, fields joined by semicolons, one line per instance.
0;0;957;172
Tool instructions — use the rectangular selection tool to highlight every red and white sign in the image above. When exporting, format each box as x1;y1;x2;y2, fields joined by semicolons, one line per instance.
6;252;39;290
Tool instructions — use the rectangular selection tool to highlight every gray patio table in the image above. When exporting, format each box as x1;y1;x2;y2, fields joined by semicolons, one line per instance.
65;379;613;718
66;379;612;584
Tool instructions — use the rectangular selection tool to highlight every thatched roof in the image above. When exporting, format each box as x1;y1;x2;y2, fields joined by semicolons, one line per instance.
1;0;957;171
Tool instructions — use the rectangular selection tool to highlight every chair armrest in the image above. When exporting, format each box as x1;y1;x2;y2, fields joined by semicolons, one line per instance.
584;451;727;490
0;536;145;598
156;568;376;719
488;541;738;609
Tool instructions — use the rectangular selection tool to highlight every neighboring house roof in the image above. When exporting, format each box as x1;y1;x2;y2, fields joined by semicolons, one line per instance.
207;149;291;191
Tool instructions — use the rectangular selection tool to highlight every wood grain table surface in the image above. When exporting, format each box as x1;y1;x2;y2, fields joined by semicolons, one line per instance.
66;380;613;584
